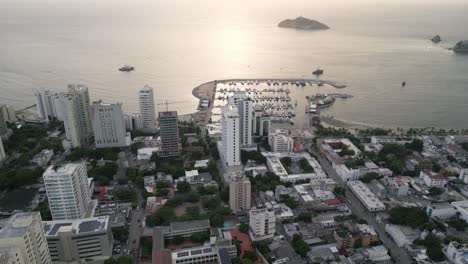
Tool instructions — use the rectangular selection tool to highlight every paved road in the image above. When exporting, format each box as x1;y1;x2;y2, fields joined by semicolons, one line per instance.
310;147;412;264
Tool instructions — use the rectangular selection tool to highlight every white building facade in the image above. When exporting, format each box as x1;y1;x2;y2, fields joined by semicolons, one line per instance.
221;104;240;167
138;85;156;130
238;97;253;146
269;129;294;153
92;101;130;148
43;162;92;220
249;208;275;241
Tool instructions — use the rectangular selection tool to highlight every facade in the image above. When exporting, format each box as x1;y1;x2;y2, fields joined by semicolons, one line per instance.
59;93;81;148
249;208;275;241
43;162;92;220
252;107;270;137
0;212;52;264
229;172;251;213
237;96;253;146
139;85;156;130
158;111;181;157
347;181;386;212
221;104;240;167
0;137;6;162
269;129;294;153
59;85;93;148
91;101;130;148
426;204;457;219
35;90;61;122
0;104;16;122
370;136;396;145
420;170;448;188
66;84;94;146
123;113;143;131
43;216;112;263
0;112;7;136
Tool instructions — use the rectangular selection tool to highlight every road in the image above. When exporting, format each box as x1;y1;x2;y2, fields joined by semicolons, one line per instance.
310;147;413;264
128;189;145;263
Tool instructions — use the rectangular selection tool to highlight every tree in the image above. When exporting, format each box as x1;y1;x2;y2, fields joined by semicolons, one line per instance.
298;158;314;173
280;157;292;168
112;227;129;242
173;235;184;245
145;206;176;226
405;139;424;153
156;188;170;197
239;223;249;233
291;234;310;257
104;256;133;264
389;206;428;227
428;187;444;196
177;181;191;193
296;212;312;223
243;251;257;261
190;231;209;243
361;172;380;183
285;196;298;209
185;192;200;203
414;234;445;262
333;187;346;196
447;218;468;231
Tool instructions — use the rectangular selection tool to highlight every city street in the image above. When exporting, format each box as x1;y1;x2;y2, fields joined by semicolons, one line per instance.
310;147;413;264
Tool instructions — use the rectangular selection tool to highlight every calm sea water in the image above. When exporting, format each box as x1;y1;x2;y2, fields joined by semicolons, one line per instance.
1;0;468;128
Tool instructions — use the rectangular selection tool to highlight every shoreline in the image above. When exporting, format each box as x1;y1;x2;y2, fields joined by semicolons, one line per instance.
188;78;468;133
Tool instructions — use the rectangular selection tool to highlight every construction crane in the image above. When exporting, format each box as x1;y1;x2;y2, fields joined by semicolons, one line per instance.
157;100;190;112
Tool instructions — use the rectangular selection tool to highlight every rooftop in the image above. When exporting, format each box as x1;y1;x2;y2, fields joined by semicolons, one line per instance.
169;219;210;233
43;162;83;176
43;216;109;237
0;212;41;239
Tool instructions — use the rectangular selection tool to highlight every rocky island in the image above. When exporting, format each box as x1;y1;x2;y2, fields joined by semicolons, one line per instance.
278;16;329;30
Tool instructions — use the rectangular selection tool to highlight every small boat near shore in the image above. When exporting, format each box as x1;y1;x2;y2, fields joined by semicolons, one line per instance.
313;68;324;75
119;65;134;72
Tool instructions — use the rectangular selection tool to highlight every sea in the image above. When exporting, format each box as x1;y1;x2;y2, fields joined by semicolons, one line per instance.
1;0;468;129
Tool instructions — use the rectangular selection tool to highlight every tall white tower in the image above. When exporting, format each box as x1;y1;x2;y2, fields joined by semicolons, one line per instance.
238;97;253;146
221;104;240;167
139;85;156;131
91;101;129;148
67;84;93;146
43;162;92;220
35;90;61;122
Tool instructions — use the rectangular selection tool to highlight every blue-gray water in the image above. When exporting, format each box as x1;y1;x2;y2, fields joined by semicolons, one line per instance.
1;0;468;128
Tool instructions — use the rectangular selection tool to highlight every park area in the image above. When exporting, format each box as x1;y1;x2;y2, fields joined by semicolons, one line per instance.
0;189;37;211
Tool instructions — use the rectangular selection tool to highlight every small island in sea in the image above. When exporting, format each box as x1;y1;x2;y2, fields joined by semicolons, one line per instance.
278;16;329;30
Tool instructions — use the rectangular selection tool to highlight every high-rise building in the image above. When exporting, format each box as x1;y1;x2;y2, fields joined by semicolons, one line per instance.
91;101;130;148
59;93;81;148
229;172;251;213
0;104;17;122
43;162;92;220
238;97;253;146
228;92;253;146
34;90;61;122
44;216;112;263
0;212;52;264
158;111;181;157
0;113;7;136
221;104;240;167
0;137;6;162
248;207;276;241
58;85;93;148
139;85;156;130
124;113;143;131
67;84;93;145
269;129;294;153
252;107;270;137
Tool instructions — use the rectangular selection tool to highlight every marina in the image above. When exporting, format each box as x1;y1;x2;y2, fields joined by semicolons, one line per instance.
192;78;349;129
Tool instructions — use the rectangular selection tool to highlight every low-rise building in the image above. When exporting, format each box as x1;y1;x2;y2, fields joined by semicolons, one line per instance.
419;170;448;188
445;242;468;264
43;216;112;263
385;224;419;247
452;200;468;223
426;203;457;219
371;136;396;145
249;207;276;241
347;181;386;212
31;149;54;167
